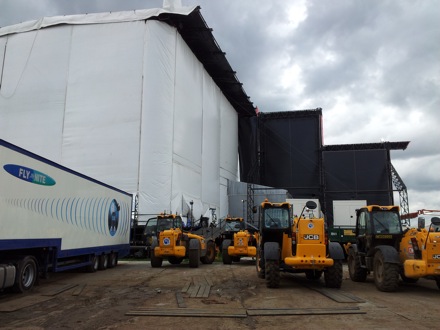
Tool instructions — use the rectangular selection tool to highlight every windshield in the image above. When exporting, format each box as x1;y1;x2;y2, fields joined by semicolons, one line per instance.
157;217;182;232
264;208;290;229
225;220;244;232
372;211;402;234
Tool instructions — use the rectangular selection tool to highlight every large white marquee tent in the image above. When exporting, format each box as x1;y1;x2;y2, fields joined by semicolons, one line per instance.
0;5;254;222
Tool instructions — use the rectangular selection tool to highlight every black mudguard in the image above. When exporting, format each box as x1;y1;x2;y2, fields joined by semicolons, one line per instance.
328;241;345;260
263;242;280;260
375;245;400;264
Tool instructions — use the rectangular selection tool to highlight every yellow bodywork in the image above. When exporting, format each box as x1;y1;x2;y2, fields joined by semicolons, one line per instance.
283;217;334;269
154;228;206;258
400;227;440;278
227;230;258;257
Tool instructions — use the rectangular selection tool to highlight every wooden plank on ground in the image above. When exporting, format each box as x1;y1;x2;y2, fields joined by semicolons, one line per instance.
190;285;202;298
72;284;86;296
126;308;247;318
308;287;366;303
175;292;186;308
42;284;78;296
201;284;211;298
0;295;54;312
204;276;213;286
247;307;365;316
181;280;191;293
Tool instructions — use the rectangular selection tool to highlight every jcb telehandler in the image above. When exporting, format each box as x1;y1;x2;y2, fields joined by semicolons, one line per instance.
256;199;344;288
150;213;216;268
346;206;440;291
220;217;259;264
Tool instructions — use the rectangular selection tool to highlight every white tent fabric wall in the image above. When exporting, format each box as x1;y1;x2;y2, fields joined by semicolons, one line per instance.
0;8;238;223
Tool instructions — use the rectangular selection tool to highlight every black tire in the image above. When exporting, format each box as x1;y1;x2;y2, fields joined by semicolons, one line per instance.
108;253;118;268
86;254;99;273
12;256;38;293
222;240;232;264
373;250;399;292
265;259;280;288
98;254;108;270
435;276;440;290
347;250;367;282
168;256;184;265
256;247;265;279
305;270;323;280
324;259;343;288
232;256;241;262
189;239;200;268
201;241;216;264
150;247;163;268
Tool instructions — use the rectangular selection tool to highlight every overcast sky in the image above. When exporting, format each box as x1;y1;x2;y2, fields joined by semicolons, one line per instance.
1;0;439;214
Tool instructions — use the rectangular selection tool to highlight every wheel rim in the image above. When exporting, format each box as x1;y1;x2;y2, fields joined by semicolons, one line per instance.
22;264;35;288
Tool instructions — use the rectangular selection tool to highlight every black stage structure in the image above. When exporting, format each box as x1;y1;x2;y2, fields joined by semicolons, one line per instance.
238;108;409;226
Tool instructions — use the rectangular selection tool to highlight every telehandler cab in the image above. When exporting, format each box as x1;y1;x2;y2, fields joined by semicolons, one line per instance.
150;213;216;268
256;199;344;288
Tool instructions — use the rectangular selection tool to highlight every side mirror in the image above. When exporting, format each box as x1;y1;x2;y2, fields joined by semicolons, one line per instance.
306;201;317;210
418;216;425;229
252;206;257;213
431;216;440;226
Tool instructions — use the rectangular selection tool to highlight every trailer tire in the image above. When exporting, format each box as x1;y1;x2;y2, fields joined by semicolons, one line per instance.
347;250;367;282
324;259;343;288
12;256;38;293
86;255;99;273
201;241;216;264
188;239;200;268
435;276;440;290
98;254;108;270
265;259;280;288
222;240;232;264
373;250;399;292
108;253;118;268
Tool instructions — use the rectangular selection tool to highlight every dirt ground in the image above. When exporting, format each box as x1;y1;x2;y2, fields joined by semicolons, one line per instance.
0;258;439;330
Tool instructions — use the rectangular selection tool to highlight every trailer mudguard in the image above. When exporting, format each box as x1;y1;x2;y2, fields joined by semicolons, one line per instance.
374;245;400;264
263;242;280;261
328;241;345;260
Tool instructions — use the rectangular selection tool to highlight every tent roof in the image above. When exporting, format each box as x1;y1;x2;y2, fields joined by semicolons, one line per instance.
0;6;256;117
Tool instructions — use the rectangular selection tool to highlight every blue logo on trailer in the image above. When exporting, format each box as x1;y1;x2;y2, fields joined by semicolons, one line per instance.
3;164;56;186
108;199;120;236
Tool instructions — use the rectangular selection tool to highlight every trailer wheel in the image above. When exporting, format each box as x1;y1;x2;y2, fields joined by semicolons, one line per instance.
324;259;343;288
201;241;216;264
222;240;232;264
435;276;440;290
347;250;367;282
373;250;399;292
12;256;38;293
188;239;200;268
265;259;280;288
256;247;265;279
108;253;118;268
86;255;99;273
98;254;108;270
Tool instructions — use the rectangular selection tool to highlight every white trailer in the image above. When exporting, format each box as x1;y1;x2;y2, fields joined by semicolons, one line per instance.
0;139;132;293
328;200;367;246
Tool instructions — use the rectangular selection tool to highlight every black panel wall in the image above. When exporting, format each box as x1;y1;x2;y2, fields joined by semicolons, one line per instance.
257;110;322;199
322;149;393;226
